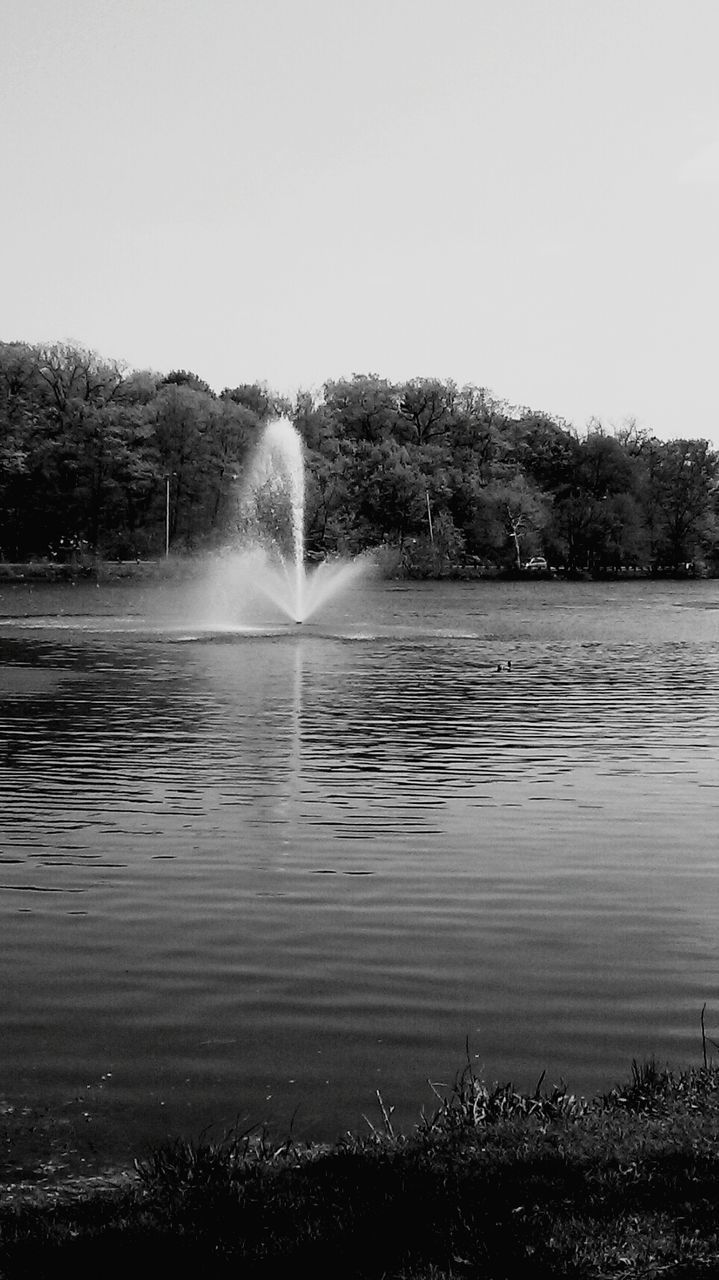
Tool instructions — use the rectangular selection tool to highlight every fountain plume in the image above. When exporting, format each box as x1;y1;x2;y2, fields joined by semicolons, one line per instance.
233;417;367;624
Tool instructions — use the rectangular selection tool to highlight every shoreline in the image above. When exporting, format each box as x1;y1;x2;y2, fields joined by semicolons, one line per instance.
0;557;711;586
2;1056;719;1276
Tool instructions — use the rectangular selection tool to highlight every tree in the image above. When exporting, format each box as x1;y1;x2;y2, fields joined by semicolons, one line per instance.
612;417;654;458
449;385;507;487
549;430;643;572
161;369;215;396
351;439;428;546
644;439;719;569
0;343;35;556
401;508;466;578
323;375;400;443
149;384;216;549
204;398;263;535
519;414;579;495
35;343;125;413
484;475;549;569
398;378;455;446
1;343;137;557
222;383;289;421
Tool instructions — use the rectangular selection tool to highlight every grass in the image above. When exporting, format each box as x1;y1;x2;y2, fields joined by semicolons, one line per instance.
2;1054;719;1278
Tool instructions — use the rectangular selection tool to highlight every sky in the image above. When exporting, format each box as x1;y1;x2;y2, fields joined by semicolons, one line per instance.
2;0;719;445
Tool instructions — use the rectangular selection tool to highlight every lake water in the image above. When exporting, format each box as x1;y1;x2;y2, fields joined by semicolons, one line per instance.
1;573;718;1163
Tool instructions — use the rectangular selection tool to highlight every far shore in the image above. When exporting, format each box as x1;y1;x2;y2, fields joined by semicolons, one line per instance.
0;556;712;587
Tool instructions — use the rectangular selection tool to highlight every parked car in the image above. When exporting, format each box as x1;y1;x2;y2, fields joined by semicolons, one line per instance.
524;556;548;571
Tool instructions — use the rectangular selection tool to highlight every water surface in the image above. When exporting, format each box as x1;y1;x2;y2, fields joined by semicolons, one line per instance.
1;575;718;1159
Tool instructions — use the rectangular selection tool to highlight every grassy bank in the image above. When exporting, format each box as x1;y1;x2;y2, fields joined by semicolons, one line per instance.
2;1058;719;1278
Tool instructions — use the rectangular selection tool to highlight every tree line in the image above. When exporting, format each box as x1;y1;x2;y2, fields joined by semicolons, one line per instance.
1;340;718;576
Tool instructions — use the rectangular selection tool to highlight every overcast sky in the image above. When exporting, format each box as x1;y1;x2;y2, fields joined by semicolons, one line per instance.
2;0;718;444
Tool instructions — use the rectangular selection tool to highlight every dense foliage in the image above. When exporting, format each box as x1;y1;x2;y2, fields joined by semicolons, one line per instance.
2;340;718;575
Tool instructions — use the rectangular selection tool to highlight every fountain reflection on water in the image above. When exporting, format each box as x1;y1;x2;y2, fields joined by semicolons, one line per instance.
228;416;369;625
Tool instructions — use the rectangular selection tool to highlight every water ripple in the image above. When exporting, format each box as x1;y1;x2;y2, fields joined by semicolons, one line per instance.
0;579;718;1145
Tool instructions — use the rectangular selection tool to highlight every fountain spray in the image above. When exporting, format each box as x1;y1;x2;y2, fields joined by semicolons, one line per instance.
235;417;369;625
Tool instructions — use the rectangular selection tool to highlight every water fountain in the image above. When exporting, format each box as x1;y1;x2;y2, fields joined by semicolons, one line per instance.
226;416;369;625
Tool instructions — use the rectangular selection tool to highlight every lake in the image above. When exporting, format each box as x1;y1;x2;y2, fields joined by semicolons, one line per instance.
1;573;718;1164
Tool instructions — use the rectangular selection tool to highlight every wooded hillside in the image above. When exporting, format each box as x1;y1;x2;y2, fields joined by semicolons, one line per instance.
2;341;717;575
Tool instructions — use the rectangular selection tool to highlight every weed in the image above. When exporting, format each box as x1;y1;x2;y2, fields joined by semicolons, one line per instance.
4;1053;719;1277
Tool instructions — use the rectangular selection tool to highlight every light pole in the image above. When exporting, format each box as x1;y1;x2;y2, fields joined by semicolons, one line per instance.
425;490;434;546
165;473;177;557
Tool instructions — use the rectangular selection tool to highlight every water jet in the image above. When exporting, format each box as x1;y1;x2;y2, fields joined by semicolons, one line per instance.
224;417;368;626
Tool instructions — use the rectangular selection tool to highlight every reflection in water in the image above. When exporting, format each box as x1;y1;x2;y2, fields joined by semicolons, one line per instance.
0;579;718;1156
